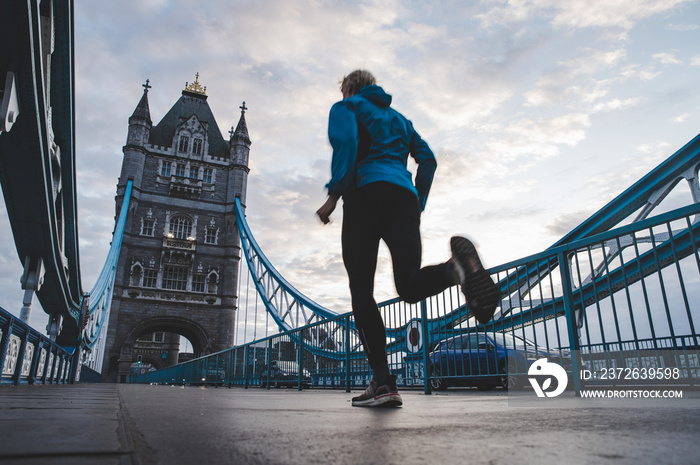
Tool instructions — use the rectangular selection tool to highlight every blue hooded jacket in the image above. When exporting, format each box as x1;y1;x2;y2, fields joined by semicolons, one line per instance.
325;85;437;211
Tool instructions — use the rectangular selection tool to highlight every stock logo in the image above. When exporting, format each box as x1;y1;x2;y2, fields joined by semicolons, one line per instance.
528;358;568;398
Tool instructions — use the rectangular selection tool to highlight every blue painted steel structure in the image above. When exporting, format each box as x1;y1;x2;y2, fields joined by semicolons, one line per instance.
0;1;132;382
0;305;74;385
82;181;132;349
0;0;82;344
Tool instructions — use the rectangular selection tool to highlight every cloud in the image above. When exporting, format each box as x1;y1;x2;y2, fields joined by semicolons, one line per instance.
591;97;642;113
477;0;693;30
653;52;683;64
545;210;596;237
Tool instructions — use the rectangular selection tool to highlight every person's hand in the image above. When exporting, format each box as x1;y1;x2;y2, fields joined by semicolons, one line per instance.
316;194;340;224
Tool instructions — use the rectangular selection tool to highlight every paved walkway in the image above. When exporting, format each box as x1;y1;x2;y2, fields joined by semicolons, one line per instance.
1;384;699;464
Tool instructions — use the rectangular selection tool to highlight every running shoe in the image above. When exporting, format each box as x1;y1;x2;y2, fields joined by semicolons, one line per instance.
351;375;403;407
450;236;499;325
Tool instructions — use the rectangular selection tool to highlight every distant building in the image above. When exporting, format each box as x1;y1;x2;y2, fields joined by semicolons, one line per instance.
101;75;251;383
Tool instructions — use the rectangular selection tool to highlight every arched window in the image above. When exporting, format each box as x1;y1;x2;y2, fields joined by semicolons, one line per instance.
178;135;189;153
206;271;218;294
192;138;203;155
130;263;144;287
168;215;192;240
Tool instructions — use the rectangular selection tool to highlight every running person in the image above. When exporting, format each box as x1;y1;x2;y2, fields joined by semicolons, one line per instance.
317;70;498;407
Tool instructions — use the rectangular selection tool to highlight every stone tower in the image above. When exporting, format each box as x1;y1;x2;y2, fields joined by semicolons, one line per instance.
101;75;250;382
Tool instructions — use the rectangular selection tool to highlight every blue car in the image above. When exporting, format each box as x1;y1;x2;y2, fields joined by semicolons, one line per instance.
428;331;570;391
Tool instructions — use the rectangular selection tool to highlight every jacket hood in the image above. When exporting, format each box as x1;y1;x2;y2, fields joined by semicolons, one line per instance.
355;85;392;108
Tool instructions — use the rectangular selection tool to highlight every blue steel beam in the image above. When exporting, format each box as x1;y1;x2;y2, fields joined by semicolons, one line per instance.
82;181;132;348
494;132;700;320
0;0;83;343
235;198;339;327
484;202;700;335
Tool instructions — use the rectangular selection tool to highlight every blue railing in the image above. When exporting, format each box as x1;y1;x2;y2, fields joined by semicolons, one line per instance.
0;306;75;385
132;201;700;392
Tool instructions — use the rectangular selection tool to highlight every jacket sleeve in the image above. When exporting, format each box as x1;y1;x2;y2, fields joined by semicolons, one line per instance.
325;102;358;197
410;130;437;211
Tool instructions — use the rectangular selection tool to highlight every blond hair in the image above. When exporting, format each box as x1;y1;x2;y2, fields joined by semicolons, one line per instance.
340;70;376;97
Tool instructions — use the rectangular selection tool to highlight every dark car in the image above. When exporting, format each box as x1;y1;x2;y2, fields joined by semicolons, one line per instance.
428;331;570;391
192;360;227;386
259;360;311;388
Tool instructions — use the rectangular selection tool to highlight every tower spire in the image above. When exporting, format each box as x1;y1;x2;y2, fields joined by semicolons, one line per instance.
230;101;250;144
130;79;152;123
127;79;152;146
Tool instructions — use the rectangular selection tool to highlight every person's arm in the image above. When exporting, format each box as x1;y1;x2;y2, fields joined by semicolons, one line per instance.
410;130;437;212
318;102;358;224
325;102;358;197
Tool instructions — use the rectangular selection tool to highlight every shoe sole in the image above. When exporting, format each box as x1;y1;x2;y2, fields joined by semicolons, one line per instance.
450;237;499;324
352;393;403;408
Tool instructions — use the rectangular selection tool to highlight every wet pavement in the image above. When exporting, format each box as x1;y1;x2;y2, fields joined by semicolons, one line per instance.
1;383;699;464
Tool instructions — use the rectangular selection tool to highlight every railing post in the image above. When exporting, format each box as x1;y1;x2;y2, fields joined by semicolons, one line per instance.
0;320;13;381
558;250;581;394
227;349;234;388
266;338;272;389
345;315;351;393
27;339;42;385
12;331;29;386
421;300;432;395
298;332;304;391
244;345;249;389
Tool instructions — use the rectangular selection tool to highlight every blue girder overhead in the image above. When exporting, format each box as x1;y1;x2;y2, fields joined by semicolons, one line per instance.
0;0;84;344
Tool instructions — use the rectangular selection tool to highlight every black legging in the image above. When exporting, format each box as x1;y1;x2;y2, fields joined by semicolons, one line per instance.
342;182;454;380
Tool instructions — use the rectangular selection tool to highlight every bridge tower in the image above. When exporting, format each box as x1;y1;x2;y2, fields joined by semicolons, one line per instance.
101;76;251;382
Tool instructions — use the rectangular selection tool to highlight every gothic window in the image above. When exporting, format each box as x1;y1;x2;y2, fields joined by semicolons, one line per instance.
178;135;189;153
192;138;203;155
130;263;143;287
162;266;188;291
168;215;192;240
143;269;158;288
189;166;199;180
206;271;219;294
192;274;206;293
202;168;213;184
160;162;171;177
141;219;154;236
175;163;186;177
205;227;217;244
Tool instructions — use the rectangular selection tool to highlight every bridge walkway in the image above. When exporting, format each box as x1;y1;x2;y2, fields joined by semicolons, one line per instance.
1;384;699;465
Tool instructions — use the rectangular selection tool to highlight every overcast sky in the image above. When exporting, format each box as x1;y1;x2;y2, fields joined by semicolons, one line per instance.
1;0;700;339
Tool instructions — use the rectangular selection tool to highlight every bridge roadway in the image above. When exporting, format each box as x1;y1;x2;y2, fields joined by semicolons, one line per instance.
1;384;699;465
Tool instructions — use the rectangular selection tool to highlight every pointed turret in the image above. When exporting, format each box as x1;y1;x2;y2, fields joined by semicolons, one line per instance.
228;102;251;205
229;101;251;164
231;102;251;145
121;80;153;191
127;80;153;146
